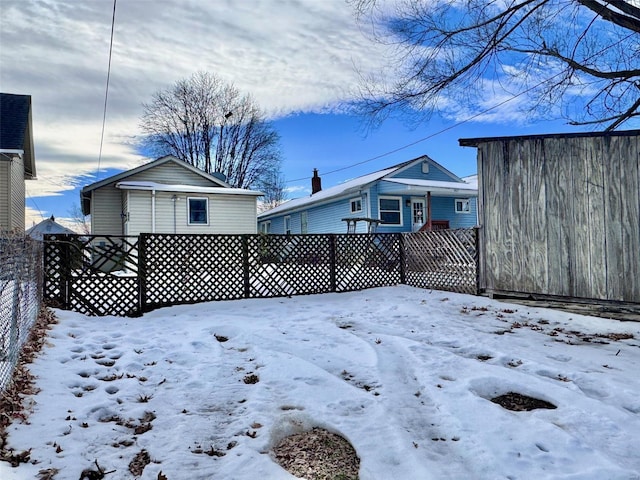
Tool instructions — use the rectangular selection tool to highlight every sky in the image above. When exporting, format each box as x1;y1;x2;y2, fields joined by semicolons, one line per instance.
1;0;599;230
1;285;639;479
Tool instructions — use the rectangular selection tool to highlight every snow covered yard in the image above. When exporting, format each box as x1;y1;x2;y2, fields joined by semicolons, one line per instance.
1;285;639;480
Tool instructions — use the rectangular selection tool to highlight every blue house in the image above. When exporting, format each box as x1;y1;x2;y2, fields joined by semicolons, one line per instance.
258;155;478;234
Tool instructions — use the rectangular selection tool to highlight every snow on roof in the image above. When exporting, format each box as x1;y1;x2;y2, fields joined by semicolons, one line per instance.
259;167;398;218
382;177;477;193
259;161;478;219
116;181;263;196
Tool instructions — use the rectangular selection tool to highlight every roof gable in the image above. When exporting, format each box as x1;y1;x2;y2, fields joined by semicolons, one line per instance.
81;156;232;215
82;155;230;193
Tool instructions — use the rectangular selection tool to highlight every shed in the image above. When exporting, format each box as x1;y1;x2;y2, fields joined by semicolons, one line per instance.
459;130;640;304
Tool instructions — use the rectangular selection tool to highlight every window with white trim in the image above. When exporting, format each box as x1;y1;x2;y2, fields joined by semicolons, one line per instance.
284;215;291;234
260;221;271;233
455;198;470;213
378;197;402;225
350;198;362;213
300;211;308;234
188;197;209;225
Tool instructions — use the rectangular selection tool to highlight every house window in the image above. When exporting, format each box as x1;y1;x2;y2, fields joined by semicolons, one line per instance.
284;216;291;234
455;198;470;213
421;161;429;173
379;197;402;225
301;211;308;234
188;197;209;225
260;221;271;233
350;198;362;213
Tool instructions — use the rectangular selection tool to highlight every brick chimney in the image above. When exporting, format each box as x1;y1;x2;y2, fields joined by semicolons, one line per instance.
311;168;322;194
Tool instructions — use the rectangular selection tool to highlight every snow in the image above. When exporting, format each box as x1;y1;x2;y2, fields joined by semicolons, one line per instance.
2;285;639;480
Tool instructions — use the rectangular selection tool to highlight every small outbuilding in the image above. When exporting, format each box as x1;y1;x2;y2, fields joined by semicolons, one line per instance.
81;155;263;236
459;130;639;304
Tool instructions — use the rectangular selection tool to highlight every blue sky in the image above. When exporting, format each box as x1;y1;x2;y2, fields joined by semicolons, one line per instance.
0;0;598;228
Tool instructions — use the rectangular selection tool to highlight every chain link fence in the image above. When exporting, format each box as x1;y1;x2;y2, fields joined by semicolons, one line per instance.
0;233;43;392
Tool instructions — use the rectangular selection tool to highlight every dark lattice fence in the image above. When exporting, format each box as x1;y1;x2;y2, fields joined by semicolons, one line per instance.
335;234;401;291
44;235;141;316
1;233;43;392
44;229;478;317
404;228;478;295
143;234;246;308
247;234;333;297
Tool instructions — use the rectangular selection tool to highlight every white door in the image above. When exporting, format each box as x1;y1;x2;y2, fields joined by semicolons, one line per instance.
411;199;425;232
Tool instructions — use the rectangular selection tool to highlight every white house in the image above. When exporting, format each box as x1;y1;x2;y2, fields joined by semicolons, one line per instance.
80;156;263;236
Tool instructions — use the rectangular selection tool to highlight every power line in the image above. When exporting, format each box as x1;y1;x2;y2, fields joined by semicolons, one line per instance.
25;187;45;223
96;0;117;179
286;32;635;185
285;78;554;184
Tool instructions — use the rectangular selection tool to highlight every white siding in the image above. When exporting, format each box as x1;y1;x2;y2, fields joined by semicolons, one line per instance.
91;186;123;235
128;162;216;187
125;191;257;235
126;190;153;236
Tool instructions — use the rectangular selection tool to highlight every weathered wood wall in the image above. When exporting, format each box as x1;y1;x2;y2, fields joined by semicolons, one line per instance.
475;133;640;303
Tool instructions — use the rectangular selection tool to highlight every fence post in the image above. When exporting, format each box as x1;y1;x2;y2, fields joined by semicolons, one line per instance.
242;235;251;298
398;233;406;285
138;234;147;314
59;234;72;310
474;227;481;295
329;234;336;292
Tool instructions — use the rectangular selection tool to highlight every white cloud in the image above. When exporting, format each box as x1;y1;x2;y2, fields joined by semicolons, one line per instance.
1;0;395;200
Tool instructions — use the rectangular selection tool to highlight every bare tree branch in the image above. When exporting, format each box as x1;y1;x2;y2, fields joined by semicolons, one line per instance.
351;0;640;129
140;72;284;199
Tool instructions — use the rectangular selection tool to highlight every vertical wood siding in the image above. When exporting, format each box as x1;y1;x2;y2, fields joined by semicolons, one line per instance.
478;135;640;303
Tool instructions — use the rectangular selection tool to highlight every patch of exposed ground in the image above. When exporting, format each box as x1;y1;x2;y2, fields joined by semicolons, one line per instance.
272;427;360;480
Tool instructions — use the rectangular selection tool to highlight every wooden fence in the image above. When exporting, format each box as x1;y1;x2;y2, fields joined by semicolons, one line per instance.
44;229;478;317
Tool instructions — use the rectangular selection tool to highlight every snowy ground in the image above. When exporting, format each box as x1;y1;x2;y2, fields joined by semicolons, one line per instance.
1;285;639;480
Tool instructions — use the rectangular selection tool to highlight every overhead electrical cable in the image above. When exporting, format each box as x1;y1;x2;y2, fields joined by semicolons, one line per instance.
96;0;117;179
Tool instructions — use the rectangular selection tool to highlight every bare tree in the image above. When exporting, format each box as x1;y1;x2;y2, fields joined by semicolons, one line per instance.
140;72;284;190
68;203;91;234
257;169;288;213
351;0;640;130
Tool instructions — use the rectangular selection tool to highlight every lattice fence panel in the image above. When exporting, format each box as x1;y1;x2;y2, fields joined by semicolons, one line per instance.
44;235;141;315
70;275;139;317
44;236;65;305
143;234;245;309
404;228;478;295
247;235;332;297
335;234;401;292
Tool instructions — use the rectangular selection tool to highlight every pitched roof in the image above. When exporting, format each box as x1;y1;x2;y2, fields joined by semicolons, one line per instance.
0;93;36;178
26;216;77;240
258;155;473;219
80;155;234;214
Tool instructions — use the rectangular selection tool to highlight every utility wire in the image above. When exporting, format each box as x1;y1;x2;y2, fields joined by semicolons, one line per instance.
286;31;636;185
96;0;117;179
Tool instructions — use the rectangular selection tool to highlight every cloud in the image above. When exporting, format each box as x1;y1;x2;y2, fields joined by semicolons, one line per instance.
2;0;396;201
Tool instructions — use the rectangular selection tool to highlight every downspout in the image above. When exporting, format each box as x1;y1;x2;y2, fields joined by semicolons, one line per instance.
172;195;177;234
151;189;156;233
